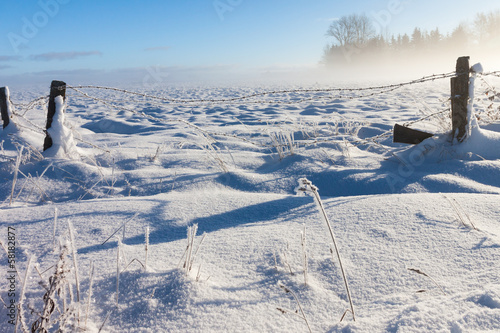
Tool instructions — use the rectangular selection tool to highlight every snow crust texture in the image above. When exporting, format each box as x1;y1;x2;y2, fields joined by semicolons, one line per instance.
1;77;500;332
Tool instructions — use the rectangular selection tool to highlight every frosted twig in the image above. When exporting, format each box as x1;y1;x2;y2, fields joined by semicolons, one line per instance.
84;260;95;330
296;178;356;322
10;146;23;206
101;212;139;245
278;284;312;333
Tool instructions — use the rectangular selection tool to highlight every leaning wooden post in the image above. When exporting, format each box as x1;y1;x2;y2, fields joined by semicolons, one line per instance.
0;87;10;129
451;56;470;143
43;80;66;151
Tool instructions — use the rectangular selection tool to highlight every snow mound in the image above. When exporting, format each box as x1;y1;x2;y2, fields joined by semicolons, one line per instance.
1;78;500;332
44;96;80;159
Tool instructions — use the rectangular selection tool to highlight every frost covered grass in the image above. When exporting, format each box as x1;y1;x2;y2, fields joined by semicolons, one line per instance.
9;146;22;206
179;224;206;280
297;178;355;322
277;283;312;333
1;76;500;332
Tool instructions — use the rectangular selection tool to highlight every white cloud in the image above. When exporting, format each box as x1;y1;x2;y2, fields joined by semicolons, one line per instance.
0;55;22;62
144;46;171;52
30;51;102;61
316;17;339;22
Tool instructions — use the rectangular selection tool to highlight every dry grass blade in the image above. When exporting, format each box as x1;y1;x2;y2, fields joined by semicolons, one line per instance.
101;212;139;246
84;260;95;330
53;208;59;252
98;311;113;333
145;226;150;271
179;224;207;277
67;220;81;303
16;255;34;333
301;224;308;286
442;195;478;230
120;258;146;274
10;146;23;206
116;241;121;306
408;268;446;295
277;283;312;333
296;178;356;322
281;242;295;276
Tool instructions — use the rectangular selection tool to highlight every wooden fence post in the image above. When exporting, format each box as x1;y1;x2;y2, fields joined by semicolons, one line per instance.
451;56;470;142
393;124;434;144
43;80;66;151
0;87;10;129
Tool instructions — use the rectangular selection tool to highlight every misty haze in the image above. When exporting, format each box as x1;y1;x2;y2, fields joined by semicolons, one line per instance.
1;1;500;333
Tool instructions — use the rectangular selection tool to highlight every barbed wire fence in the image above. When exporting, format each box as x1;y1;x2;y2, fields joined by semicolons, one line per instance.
2;68;500;204
3;70;500;157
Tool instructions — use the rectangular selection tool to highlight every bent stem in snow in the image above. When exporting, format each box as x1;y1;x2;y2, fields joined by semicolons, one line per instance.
296;178;356;322
408;268;446;296
277;283;312;333
101;212;139;246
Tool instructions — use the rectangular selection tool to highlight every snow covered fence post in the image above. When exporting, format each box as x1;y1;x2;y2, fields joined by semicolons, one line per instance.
43;80;66;151
0;86;12;128
451;56;470;143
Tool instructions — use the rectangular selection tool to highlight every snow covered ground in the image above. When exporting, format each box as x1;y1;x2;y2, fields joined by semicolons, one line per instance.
1;73;500;332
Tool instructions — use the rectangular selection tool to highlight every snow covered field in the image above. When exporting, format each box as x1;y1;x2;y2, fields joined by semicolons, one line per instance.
1;72;500;332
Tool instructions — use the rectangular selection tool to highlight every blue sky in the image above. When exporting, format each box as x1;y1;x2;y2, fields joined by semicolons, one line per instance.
1;0;499;85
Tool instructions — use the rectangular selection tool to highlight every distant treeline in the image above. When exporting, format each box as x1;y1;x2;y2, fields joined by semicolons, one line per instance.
322;10;500;68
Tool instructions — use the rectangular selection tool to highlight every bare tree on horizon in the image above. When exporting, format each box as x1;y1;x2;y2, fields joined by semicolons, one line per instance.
326;14;375;47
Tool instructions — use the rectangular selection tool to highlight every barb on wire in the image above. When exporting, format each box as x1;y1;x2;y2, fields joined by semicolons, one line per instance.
403;109;450;127
10;95;49;117
478;75;500;99
11;111;46;134
480;71;500;78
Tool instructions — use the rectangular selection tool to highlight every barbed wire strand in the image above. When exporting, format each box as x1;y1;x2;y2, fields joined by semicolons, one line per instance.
68;86;216;139
74;137;111;153
481;71;500;78
66;71;457;105
9;70;496;115
68;84;402;149
10;95;49;117
68;83;408;107
6;70;499;154
11;112;46;134
64;71;498;150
